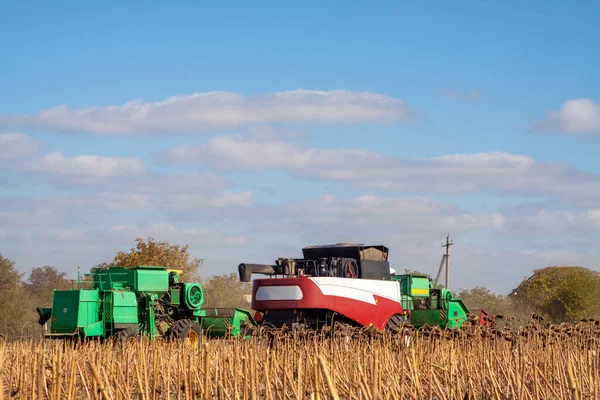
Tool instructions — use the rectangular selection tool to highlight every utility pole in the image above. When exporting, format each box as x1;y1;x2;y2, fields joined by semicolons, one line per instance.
442;233;453;289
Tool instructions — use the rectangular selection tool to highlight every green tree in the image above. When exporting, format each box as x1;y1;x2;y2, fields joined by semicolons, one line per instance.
0;254;26;321
455;286;535;323
404;268;435;275
112;237;203;281
0;254;38;336
457;286;510;316
510;266;600;323
24;265;73;307
202;273;252;310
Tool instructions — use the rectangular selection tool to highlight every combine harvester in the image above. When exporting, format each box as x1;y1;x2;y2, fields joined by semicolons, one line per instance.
239;240;494;331
36;266;255;344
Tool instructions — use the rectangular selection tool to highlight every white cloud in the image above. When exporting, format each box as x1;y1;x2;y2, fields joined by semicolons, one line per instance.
161;191;254;212
516;248;593;267
50;192;152;212
29;152;146;179
209;191;253;208
47;190;253;215
116;171;253;212
127;171;232;194
538;98;600;134
33;227;92;242
0;132;40;160
432;152;534;169
251;194;505;240
161;136;362;171
108;223;251;247
100;193;151;211
0;90;412;134
0;198;63;226
0;133;148;184
587;210;600;223
1;167;252;223
162;137;533;181
161;136;600;203
503;209;588;236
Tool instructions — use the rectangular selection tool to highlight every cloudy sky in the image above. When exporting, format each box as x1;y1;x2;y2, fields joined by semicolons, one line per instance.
1;2;599;294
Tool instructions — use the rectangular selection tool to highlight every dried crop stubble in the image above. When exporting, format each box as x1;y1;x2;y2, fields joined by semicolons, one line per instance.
1;322;599;399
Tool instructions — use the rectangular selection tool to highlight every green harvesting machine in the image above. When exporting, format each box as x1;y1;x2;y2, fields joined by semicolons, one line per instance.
393;273;471;329
36;266;256;344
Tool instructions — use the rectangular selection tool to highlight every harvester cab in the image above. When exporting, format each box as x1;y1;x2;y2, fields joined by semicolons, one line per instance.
37;265;256;343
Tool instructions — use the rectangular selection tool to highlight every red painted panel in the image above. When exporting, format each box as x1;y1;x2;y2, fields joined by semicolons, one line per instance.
252;277;404;329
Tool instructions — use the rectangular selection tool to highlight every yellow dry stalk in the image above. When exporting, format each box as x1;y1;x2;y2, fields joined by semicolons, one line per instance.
0;322;600;399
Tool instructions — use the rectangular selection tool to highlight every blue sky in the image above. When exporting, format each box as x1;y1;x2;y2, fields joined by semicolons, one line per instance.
1;1;599;293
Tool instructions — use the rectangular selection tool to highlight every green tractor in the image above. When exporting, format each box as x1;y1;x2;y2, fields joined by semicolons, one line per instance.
36;266;256;344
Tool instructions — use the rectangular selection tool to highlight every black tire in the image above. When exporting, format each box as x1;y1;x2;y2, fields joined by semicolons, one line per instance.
114;328;139;346
168;319;203;346
385;314;407;332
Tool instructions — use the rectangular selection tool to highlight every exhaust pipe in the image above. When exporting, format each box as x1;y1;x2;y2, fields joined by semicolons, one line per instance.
238;263;278;282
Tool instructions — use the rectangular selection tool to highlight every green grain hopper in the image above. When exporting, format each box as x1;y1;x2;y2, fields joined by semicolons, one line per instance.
36;266;256;343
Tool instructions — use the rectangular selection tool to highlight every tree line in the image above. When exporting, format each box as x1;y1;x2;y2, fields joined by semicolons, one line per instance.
457;266;600;324
1;237;599;337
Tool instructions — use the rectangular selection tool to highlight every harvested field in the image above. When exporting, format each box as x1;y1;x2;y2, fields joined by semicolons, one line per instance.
1;321;599;399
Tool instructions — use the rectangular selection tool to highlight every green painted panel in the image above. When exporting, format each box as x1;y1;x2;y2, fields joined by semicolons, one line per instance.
170;288;181;305
110;291;139;324
447;300;469;328
182;283;204;309
50;291;80;332
400;294;414;312
49;289;100;333
134;269;169;293
399;276;409;295
77;289;100;328
410;309;447;328
79;290;100;301
231;308;257;336
397;275;431;297
93;267;169;293
410;276;430;297
83;321;104;337
93;268;134;291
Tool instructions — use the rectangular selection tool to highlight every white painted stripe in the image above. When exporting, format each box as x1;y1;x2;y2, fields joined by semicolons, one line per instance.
309;277;401;305
255;286;303;301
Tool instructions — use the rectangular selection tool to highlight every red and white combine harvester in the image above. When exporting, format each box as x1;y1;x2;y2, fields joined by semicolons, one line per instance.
239;243;490;331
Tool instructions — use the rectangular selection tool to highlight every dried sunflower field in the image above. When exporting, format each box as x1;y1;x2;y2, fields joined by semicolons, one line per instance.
1;321;599;399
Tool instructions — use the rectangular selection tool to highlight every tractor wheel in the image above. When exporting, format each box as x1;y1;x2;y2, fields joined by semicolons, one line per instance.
168;319;203;347
385;314;407;332
114;328;139;346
